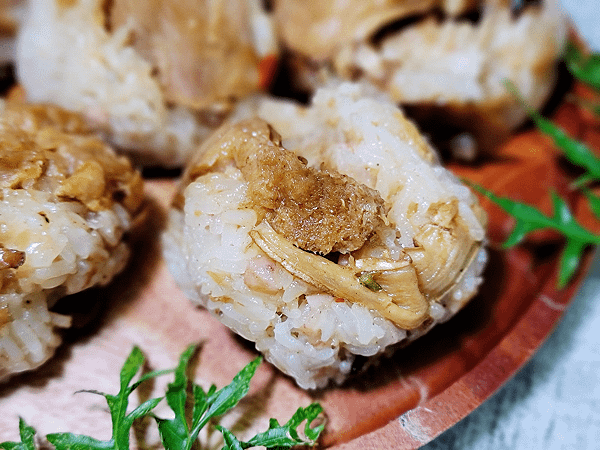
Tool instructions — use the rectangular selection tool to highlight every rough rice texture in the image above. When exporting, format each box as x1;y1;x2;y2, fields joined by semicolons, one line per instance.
163;83;487;389
279;0;566;153
15;0;277;166
0;100;144;380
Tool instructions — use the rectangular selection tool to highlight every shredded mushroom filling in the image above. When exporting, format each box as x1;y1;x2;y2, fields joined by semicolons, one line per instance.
251;221;429;329
180;117;484;331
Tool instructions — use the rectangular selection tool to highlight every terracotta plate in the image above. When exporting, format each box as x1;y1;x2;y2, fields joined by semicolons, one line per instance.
0;76;599;449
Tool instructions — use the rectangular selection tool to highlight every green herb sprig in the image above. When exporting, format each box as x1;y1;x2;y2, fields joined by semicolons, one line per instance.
0;418;37;450
216;402;325;450
0;346;324;450
153;344;324;450
473;43;600;288
47;346;172;450
467;182;600;288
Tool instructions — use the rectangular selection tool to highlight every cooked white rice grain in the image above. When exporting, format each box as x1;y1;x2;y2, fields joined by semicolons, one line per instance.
16;0;278;166
163;82;487;389
278;0;566;153
0;101;144;380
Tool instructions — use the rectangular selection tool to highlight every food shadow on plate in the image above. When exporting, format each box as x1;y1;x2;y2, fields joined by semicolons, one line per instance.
58;188;169;333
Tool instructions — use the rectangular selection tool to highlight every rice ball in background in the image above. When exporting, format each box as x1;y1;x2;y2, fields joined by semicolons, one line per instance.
275;0;567;157
163;83;488;389
0;100;144;380
15;0;278;167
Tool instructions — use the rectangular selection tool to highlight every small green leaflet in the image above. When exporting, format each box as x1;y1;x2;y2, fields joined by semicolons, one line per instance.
565;42;600;91
229;402;325;449
468;181;600;288
46;346;171;450
153;344;325;450
152;345;197;450
152;345;262;450
0;418;37;450
358;272;383;292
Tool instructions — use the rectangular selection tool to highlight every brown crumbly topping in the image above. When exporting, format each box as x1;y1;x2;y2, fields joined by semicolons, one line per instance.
0;101;144;214
229;119;388;255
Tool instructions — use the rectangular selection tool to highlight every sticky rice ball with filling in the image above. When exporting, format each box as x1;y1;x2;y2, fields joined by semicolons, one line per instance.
0;100;144;380
15;0;278;166
162;83;488;389
275;0;566;156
